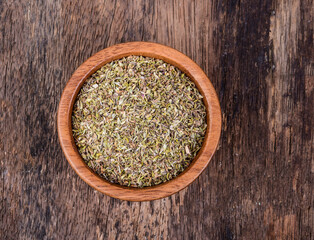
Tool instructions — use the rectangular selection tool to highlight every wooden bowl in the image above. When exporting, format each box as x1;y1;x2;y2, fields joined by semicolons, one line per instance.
57;42;221;201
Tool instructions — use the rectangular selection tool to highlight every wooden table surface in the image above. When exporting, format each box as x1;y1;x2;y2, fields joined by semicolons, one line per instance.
1;0;313;239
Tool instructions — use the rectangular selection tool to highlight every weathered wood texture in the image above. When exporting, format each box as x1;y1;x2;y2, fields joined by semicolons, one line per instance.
0;0;313;239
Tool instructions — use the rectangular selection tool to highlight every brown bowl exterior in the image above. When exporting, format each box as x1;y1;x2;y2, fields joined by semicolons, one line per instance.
57;42;221;201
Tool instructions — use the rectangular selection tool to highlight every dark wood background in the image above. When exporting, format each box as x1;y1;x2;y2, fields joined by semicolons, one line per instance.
1;0;313;239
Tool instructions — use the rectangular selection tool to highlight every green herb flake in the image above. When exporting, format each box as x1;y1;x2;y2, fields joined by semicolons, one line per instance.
72;56;207;188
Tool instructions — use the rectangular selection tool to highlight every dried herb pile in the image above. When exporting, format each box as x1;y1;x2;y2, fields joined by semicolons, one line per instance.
72;56;207;187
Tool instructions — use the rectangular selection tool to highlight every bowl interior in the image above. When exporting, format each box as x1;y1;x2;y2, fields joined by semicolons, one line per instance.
70;54;210;186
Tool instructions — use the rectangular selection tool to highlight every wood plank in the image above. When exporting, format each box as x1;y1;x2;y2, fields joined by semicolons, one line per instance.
0;0;313;239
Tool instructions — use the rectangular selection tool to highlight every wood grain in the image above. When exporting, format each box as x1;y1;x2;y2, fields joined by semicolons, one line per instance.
1;0;313;239
57;42;221;201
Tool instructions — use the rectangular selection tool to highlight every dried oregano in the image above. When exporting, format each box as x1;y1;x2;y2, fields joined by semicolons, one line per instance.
72;56;207;187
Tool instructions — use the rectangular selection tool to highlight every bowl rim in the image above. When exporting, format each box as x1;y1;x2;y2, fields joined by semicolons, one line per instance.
57;41;221;201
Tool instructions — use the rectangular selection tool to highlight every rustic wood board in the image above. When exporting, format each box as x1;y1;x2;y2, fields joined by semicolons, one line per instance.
0;0;313;239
